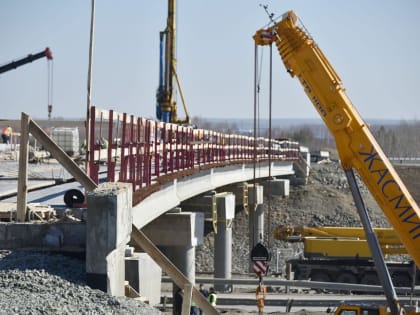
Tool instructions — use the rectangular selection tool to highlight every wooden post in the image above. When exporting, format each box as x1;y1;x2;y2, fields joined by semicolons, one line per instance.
17;113;30;222
181;283;192;315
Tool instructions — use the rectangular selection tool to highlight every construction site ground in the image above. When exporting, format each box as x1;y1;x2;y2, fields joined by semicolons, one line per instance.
0;148;420;314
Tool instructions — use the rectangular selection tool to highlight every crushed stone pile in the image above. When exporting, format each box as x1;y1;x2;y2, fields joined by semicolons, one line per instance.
0;251;163;315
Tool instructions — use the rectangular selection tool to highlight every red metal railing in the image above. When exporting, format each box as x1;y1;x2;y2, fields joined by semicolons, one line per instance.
88;106;299;195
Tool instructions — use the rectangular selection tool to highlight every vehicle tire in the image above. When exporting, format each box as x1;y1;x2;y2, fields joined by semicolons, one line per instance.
64;189;85;207
392;272;411;287
310;271;331;293
335;272;358;294
336;272;357;284
310;271;331;282
360;273;379;285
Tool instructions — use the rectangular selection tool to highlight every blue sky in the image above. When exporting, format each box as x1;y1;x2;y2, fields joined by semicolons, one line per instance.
1;1;419;121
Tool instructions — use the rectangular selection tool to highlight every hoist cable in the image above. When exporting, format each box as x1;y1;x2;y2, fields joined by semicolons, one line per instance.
47;59;54;119
267;43;273;248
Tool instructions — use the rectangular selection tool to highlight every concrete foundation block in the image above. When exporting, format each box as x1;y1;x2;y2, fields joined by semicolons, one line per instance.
86;182;132;296
125;252;162;306
263;179;290;197
143;212;204;247
0;222;85;250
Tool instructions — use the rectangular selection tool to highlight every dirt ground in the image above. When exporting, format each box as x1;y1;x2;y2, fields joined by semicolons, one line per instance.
207;160;420;277
232;161;420;314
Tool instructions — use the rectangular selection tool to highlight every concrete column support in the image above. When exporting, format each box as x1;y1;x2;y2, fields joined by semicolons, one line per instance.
247;185;264;247
143;211;204;303
214;193;235;292
171;245;196;284
86;182;132;296
294;147;310;184
248;185;264;273
162;245;196;298
262;178;290;197
249;203;264;246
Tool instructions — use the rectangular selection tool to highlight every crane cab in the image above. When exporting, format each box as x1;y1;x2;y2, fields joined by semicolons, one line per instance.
334;304;389;315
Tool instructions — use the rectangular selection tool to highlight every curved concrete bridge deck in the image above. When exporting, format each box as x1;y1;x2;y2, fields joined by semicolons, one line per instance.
134;161;294;228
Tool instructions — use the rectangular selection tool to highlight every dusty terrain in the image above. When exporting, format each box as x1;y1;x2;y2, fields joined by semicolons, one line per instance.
1;148;419;314
197;161;420;276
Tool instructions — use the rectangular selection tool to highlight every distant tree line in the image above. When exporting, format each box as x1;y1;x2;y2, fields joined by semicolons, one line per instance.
370;120;420;158
192;117;420;158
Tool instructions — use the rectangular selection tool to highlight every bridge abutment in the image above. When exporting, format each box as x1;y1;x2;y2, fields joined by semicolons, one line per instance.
85;182;132;296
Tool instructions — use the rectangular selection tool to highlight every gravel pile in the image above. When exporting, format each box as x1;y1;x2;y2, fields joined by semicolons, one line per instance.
0;251;163;315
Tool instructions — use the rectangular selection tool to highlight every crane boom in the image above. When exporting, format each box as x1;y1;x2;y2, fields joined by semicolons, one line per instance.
0;47;52;74
275;226;407;257
254;11;420;270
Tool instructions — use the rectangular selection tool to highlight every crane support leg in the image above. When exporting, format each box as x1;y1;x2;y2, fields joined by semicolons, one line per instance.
345;169;401;315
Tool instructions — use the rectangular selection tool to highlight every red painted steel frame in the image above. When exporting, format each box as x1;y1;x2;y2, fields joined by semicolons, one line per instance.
88;106;299;192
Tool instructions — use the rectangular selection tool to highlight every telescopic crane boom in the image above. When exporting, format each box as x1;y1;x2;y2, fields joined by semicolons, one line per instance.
276;225;406;258
0;47;53;74
254;10;420;315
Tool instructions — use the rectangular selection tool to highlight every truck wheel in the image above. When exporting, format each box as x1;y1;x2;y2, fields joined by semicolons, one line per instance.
310;271;331;293
360;273;379;285
336;272;357;294
336;272;357;284
392;272;411;287
310;271;331;282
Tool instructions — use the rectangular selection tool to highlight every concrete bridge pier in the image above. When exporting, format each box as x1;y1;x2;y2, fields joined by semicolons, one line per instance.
213;192;235;293
142;210;204;296
262;178;290;197
247;184;264;247
162;244;196;283
179;192;236;292
247;185;264;273
162;244;196;297
85;182;132;296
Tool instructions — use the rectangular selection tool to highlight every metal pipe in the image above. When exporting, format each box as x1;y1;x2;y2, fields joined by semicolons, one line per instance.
345;169;401;315
85;0;96;177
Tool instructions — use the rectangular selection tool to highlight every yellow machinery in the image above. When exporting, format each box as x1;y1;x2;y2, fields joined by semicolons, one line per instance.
156;0;191;125
273;225;418;290
253;11;420;267
254;10;420;315
275;226;406;258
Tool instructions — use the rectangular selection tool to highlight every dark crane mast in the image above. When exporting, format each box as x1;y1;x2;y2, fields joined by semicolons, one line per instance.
0;47;53;74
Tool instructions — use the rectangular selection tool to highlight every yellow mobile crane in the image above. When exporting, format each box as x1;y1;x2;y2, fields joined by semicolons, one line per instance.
275;225;418;286
254;10;420;315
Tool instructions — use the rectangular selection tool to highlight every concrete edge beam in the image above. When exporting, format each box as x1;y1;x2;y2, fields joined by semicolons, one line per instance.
132;162;294;229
